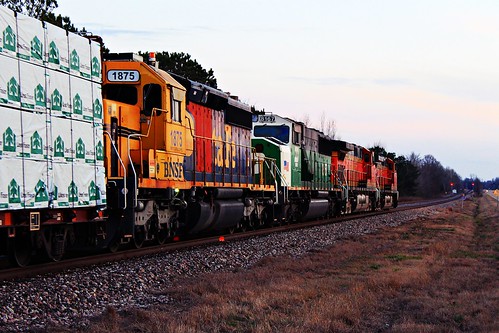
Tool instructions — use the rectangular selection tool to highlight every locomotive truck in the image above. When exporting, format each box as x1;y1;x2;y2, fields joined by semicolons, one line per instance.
0;6;397;266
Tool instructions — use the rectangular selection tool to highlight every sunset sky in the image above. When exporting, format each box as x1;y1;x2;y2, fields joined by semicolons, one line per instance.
57;0;499;180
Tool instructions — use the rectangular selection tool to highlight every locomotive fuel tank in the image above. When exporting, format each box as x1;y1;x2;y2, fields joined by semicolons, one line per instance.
186;200;244;233
186;188;244;233
301;199;329;220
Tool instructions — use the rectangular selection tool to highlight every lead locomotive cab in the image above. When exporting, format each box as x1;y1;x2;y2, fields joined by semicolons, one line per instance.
102;52;195;248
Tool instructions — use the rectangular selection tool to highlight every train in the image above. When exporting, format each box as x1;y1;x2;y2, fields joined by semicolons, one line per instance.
0;6;398;266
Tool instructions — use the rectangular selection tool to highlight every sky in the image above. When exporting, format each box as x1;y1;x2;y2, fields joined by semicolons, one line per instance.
56;0;499;180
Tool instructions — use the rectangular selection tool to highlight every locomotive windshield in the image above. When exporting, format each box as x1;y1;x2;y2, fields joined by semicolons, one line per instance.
103;84;138;105
253;125;290;143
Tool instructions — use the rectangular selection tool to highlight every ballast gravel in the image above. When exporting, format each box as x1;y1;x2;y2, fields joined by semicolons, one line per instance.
0;204;454;332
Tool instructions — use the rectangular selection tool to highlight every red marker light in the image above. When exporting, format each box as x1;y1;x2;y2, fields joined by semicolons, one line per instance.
148;52;156;62
218;236;225;242
173;236;180;242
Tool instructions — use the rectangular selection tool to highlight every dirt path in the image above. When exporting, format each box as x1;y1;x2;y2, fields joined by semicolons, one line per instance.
64;197;499;332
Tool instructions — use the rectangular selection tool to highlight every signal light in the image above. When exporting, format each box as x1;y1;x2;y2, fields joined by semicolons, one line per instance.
218;236;225;242
173;235;180;242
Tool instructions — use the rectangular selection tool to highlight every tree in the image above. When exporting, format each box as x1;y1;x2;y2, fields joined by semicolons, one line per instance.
1;0;77;31
300;114;311;127
369;145;396;160
319;111;337;139
0;0;57;18
43;11;78;32
141;51;217;88
394;155;419;197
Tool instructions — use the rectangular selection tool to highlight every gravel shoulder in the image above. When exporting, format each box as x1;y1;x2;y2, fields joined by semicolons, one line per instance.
2;198;491;332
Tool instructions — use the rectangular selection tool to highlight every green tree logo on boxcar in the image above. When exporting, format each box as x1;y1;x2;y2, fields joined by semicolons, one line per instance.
31;36;43;61
3;127;16;152
35;179;48;203
34;84;46;107
54;135;64;157
31;130;43;155
3;25;16;52
7;77;20;103
95;140;104;161
88;180;100;201
8;178;21;204
52;184;58;201
70;49;80;72
51;89;62;111
76;138;85;159
91;56;100;78
73;93;82;115
48;41;60;65
93;98;102;119
68;181;78;203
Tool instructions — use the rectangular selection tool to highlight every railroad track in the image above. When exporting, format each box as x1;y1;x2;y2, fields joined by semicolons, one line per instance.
0;195;460;281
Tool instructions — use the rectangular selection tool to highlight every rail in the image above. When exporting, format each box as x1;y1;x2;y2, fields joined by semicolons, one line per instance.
0;195;462;280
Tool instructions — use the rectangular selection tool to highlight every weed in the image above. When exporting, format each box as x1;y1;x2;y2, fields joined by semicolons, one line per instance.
385;254;423;261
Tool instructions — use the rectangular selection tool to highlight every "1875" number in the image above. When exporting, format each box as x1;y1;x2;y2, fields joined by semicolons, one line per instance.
107;70;140;82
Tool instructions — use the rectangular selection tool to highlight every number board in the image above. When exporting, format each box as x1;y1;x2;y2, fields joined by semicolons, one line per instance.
106;70;140;82
258;115;276;123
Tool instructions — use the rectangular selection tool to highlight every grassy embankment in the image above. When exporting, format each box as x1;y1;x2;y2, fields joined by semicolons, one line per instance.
68;196;498;332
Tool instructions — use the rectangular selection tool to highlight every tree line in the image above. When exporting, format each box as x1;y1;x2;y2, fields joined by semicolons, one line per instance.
371;146;485;198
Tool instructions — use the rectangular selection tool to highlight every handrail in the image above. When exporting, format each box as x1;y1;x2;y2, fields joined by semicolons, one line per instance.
264;158;287;204
104;131;127;210
127;107;156;209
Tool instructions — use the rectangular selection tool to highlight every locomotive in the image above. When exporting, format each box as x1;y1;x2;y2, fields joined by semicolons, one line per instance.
0;6;397;266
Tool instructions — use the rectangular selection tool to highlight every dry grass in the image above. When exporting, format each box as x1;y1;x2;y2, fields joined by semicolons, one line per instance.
59;197;498;332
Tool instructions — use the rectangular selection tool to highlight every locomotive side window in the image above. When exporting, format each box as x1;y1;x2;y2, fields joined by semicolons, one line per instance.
103;84;138;105
143;83;162;115
253;125;290;143
172;99;181;122
171;86;184;123
292;124;302;145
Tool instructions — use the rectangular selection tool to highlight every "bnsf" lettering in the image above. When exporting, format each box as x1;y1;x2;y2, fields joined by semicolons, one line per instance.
162;160;184;179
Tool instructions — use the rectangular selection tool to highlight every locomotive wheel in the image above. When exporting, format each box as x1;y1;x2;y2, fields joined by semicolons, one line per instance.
285;207;294;224
156;228;168;245
260;210;268;227
133;227;146;249
44;228;67;262
8;229;32;267
108;237;121;253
